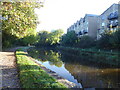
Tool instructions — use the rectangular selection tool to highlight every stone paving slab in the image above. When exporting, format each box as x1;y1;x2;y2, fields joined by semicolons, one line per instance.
0;52;20;88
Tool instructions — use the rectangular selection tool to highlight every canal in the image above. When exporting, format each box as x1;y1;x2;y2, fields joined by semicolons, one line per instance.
28;48;120;88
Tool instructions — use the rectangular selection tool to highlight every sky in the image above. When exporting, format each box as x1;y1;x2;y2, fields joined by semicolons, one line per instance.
35;0;119;33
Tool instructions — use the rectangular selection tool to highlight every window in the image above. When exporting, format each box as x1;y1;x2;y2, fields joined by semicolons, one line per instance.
110;21;113;24
102;23;105;26
115;20;118;23
86;27;88;32
101;16;105;20
87;22;88;25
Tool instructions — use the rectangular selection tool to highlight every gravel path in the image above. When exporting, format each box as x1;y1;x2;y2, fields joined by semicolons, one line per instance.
0;52;20;88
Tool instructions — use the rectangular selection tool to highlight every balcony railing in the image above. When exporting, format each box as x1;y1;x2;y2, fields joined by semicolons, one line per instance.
107;11;118;20
107;24;110;28
107;22;118;28
112;22;118;27
79;31;82;35
83;30;88;34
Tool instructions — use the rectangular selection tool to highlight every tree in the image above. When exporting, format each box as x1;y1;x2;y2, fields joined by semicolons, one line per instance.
77;36;95;48
61;31;78;46
48;29;64;45
1;1;42;48
36;31;50;46
36;29;64;47
18;35;38;46
96;29;120;49
109;29;120;49
96;33;111;49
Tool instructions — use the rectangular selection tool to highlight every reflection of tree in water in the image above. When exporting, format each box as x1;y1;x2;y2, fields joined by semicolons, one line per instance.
28;48;63;67
61;52;120;88
98;70;120;88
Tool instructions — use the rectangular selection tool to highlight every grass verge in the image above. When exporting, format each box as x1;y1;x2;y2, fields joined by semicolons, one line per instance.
16;49;66;88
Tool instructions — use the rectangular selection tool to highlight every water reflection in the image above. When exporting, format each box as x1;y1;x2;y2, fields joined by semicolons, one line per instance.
28;48;120;88
28;48;81;86
28;48;63;67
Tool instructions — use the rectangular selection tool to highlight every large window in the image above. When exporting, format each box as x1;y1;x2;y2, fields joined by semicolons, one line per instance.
86;22;88;25
102;23;105;26
86;27;88;32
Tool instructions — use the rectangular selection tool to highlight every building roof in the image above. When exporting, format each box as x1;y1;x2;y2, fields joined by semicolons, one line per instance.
85;14;99;17
101;3;119;15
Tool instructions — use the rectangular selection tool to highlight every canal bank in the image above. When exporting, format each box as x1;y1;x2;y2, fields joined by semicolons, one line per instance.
16;47;82;88
56;46;120;67
27;47;120;88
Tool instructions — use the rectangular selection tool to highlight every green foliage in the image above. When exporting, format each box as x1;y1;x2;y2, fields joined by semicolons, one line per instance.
36;31;50;46
17;34;38;46
1;2;41;48
61;31;78;46
109;30;120;49
2;31;18;48
77;36;95;48
49;29;64;45
96;33;111;49
61;31;94;48
36;29;64;47
97;29;120;49
16;50;66;88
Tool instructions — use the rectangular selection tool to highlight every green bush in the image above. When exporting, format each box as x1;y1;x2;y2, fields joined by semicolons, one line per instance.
77;36;95;48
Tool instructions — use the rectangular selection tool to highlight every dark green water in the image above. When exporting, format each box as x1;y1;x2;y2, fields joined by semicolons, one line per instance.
28;48;120;88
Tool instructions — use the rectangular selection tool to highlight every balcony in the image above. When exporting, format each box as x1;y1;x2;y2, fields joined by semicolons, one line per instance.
112;22;118;27
83;30;88;34
79;31;82;35
107;21;118;28
107;24;110;28
107;11;118;20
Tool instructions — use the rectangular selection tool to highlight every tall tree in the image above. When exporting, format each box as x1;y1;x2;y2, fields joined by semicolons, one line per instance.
36;29;64;47
48;29;64;45
1;1;42;48
61;31;78;46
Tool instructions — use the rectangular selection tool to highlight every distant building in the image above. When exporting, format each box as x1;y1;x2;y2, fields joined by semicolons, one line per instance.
81;14;98;39
97;3;119;39
67;3;120;40
67;14;99;39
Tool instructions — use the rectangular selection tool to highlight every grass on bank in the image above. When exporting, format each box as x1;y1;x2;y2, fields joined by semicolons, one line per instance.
16;49;66;88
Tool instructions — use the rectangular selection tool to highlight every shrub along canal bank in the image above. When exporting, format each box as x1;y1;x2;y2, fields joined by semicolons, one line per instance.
56;46;120;67
15;48;80;88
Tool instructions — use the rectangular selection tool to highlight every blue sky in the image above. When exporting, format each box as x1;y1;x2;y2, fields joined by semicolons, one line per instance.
35;0;119;33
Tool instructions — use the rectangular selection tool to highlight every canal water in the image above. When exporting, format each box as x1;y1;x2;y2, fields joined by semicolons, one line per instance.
28;48;120;88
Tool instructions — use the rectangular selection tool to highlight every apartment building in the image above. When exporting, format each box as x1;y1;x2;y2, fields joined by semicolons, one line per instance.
97;4;119;39
82;14;99;39
67;3;119;40
67;14;99;39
